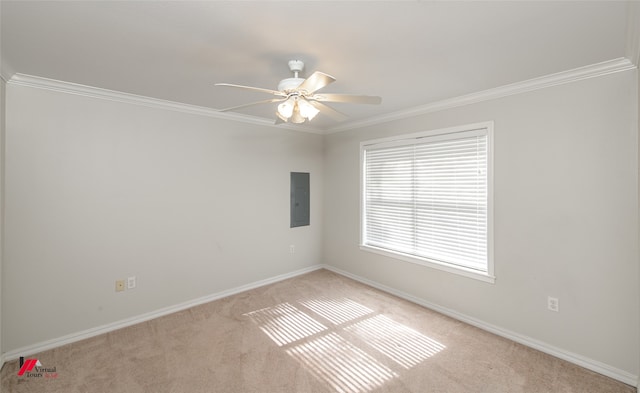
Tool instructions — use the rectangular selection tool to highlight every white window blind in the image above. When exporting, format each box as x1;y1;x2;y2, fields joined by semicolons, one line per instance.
362;126;491;275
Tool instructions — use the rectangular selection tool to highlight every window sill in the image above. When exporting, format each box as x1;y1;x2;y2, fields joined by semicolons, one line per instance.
359;245;495;284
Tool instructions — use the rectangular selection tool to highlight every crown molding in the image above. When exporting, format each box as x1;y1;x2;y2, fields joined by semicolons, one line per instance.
0;71;10;84
7;56;635;136
6;73;324;134
1;59;17;84
328;57;636;134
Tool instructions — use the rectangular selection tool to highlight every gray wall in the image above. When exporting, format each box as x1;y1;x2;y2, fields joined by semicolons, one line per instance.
2;84;324;352
323;70;639;376
1;68;638;381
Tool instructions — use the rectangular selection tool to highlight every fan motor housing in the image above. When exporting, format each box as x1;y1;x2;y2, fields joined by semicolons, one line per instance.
278;77;305;92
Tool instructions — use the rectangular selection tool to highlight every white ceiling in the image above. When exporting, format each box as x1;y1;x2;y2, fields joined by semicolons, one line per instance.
1;1;637;131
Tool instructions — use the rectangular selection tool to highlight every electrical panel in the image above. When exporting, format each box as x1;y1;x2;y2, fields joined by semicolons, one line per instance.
290;172;310;227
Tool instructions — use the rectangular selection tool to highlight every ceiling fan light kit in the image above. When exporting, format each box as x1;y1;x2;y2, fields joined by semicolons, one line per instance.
215;60;381;125
277;96;320;124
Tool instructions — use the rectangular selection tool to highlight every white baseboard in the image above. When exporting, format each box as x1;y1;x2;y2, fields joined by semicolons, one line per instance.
1;264;324;363
322;264;639;388
3;263;637;389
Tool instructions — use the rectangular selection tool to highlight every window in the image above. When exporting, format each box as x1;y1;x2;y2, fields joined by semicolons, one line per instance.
360;122;494;283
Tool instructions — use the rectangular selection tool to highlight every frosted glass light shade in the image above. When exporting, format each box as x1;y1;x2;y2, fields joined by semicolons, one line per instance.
298;100;320;120
278;98;295;118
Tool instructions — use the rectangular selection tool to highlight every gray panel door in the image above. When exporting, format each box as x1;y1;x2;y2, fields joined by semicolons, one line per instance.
291;172;310;227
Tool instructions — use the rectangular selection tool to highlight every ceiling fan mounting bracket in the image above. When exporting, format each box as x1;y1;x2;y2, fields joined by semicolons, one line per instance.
288;60;304;73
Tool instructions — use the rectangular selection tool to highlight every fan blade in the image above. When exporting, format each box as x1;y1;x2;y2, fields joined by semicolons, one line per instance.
308;100;348;122
312;93;381;105
296;71;336;94
215;83;285;97
218;98;285;112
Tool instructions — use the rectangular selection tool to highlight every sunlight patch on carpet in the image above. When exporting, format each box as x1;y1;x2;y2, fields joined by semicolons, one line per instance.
286;332;398;393
244;303;327;346
345;314;446;369
245;297;447;392
299;297;374;325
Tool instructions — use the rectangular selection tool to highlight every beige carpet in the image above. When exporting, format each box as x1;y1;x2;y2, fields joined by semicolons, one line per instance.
1;269;635;393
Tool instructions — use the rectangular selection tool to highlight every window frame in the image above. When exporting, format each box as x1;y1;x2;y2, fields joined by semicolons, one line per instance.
359;121;495;283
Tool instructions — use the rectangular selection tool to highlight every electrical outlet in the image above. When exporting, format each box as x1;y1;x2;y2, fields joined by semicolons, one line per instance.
127;276;136;289
290;245;295;254
115;280;125;292
547;296;559;312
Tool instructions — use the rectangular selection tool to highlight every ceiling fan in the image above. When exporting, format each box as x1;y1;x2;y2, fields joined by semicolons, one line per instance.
215;60;382;124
